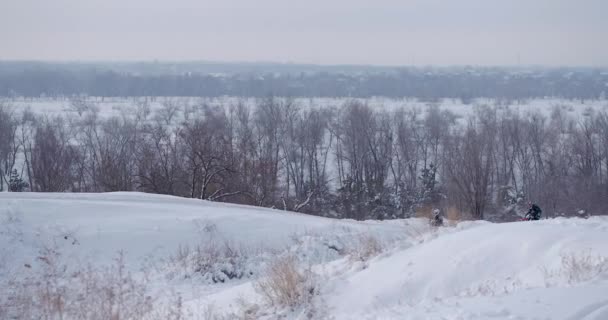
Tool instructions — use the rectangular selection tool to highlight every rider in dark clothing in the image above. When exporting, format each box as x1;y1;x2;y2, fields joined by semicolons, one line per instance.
431;209;443;227
525;202;542;220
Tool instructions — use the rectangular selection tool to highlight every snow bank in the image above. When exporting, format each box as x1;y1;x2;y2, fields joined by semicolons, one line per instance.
0;192;407;265
2;192;607;319
327;217;608;319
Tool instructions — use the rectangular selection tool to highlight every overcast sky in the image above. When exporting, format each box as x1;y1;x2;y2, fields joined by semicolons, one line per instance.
1;0;607;66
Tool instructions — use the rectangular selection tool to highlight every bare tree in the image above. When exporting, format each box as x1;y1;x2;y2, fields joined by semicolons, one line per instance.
3;96;607;219
180;105;235;200
445;114;495;220
0;104;19;191
96;116;139;191
136;118;185;195
29;117;77;192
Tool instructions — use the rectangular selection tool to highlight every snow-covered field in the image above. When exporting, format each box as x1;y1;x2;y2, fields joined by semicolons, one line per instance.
4;96;608;121
1;192;608;319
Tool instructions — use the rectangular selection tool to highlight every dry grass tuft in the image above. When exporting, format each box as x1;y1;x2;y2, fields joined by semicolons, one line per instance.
255;256;316;310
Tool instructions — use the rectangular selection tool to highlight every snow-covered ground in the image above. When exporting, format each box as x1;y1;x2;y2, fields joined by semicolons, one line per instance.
1;192;607;319
327;219;608;319
4;96;608;121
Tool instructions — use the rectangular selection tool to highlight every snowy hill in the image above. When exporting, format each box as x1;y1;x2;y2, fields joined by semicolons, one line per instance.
327;219;608;319
1;192;608;319
0;192;408;267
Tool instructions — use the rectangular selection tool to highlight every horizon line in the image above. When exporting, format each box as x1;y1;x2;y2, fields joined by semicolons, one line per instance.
1;59;607;70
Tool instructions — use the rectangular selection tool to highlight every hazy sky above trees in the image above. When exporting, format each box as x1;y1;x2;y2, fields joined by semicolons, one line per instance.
1;0;607;66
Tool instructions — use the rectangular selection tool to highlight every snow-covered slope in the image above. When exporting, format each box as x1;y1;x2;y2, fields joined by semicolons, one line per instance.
1;192;607;320
0;192;407;265
327;218;608;320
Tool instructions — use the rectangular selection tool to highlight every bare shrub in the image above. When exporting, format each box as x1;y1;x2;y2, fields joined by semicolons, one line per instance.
347;233;383;262
166;241;253;284
146;292;186;320
255;255;316;310
542;250;608;285
193;241;250;283
415;205;433;219
73;252;153;320
164;222;258;283
168;244;192;276
560;251;608;284
446;206;462;225
464;277;524;297
1;247;154;320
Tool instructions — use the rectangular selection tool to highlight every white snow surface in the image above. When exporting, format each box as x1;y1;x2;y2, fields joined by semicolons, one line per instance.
5;97;608;122
0;192;406;265
327;219;608;319
1;192;608;319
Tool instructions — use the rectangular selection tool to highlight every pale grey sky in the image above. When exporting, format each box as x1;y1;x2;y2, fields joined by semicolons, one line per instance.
1;0;607;66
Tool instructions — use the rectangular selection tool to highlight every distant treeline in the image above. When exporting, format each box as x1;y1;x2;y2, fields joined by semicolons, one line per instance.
1;62;607;100
1;98;607;221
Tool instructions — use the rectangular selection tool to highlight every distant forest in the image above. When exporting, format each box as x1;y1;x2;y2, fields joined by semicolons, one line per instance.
1;62;607;100
1;98;608;221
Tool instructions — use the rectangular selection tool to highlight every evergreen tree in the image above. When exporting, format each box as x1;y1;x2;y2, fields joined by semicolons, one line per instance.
418;164;441;207
8;169;29;192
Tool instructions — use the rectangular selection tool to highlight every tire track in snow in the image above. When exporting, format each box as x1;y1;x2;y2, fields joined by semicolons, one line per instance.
565;300;608;320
